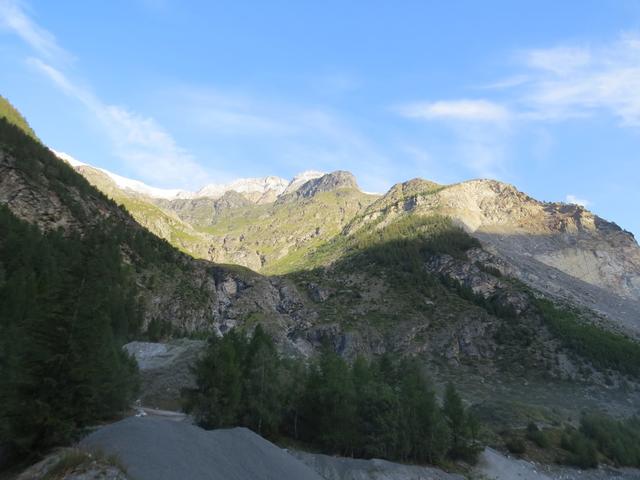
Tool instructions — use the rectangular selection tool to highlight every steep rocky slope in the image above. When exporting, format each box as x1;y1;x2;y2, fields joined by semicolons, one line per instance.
0;117;315;342
346;178;640;335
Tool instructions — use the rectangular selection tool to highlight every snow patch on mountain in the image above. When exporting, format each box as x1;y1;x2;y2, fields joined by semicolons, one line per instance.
197;176;289;199
54;151;344;201
52;150;86;168
54;150;189;199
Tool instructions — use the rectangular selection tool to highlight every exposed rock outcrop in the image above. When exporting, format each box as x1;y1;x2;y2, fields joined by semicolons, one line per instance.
281;171;359;201
350;178;640;335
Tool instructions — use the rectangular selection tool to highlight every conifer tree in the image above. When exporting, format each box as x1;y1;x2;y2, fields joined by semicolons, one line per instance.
242;325;282;436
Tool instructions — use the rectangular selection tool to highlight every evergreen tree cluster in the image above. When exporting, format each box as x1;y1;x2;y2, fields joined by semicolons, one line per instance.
561;413;640;468
0;206;140;456
537;299;640;377
0;117;180;269
183;326;481;465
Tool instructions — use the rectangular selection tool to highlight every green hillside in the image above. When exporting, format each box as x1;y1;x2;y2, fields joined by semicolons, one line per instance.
0;96;37;140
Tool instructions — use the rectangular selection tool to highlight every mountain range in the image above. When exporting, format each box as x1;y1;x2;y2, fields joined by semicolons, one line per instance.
57;150;640;334
2;94;640;462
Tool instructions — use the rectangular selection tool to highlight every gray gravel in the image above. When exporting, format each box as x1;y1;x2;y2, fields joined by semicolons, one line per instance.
292;450;464;480
79;417;323;480
475;448;640;480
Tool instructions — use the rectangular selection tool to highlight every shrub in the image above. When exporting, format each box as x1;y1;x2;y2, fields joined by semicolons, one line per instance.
526;422;549;448
505;437;526;454
536;299;640;377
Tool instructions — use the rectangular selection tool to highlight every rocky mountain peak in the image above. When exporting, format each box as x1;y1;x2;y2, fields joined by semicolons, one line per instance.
212;190;252;214
283;171;325;195
197;176;289;200
293;171;359;199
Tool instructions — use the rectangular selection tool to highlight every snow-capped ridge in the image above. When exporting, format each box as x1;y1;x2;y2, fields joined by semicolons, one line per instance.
53;150;189;199
54;151;348;201
197;176;289;199
52;150;86;168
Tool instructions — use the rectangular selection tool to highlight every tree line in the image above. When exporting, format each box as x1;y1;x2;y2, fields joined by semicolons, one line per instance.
0;206;140;457
183;325;481;465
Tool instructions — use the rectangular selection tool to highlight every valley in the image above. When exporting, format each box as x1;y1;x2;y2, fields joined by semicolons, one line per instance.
1;94;640;479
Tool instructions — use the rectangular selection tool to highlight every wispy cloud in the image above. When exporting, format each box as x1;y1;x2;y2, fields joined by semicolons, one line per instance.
525;47;591;76
397;99;510;122
397;33;640;181
0;0;70;61
395;99;512;179
170;86;393;187
28;58;210;187
0;0;210;188
566;194;591;207
516;34;640;126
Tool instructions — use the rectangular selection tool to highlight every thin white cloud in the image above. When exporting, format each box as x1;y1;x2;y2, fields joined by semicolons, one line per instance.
397;99;510;122
565;194;591;208
0;0;211;188
0;0;71;61
396;99;512;179
525;47;591;76
171;86;393;184
397;33;640;181
177;88;294;136
517;34;640;126
28;58;210;188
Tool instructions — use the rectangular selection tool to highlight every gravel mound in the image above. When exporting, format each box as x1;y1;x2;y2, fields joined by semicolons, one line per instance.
292;451;464;480
80;417;323;480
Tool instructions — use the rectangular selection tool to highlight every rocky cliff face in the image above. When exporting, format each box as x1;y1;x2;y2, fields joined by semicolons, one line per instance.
349;178;640;335
0;126;319;351
282;171;359;200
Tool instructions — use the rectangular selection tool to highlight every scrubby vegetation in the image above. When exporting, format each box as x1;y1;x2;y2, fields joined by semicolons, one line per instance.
183;326;482;465
0;206;140;457
560;413;640;468
349;214;480;263
526;422;549;449
537;299;640;377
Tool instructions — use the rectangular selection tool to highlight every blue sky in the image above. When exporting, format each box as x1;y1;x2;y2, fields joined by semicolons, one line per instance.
0;1;639;238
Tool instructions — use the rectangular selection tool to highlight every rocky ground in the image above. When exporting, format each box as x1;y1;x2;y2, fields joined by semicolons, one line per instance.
15;448;128;480
291;451;464;480
475;447;640;480
124;340;205;411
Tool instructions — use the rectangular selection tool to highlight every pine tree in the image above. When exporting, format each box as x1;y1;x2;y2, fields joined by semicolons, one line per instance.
443;382;474;460
301;348;357;454
242;325;282;436
184;332;243;428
